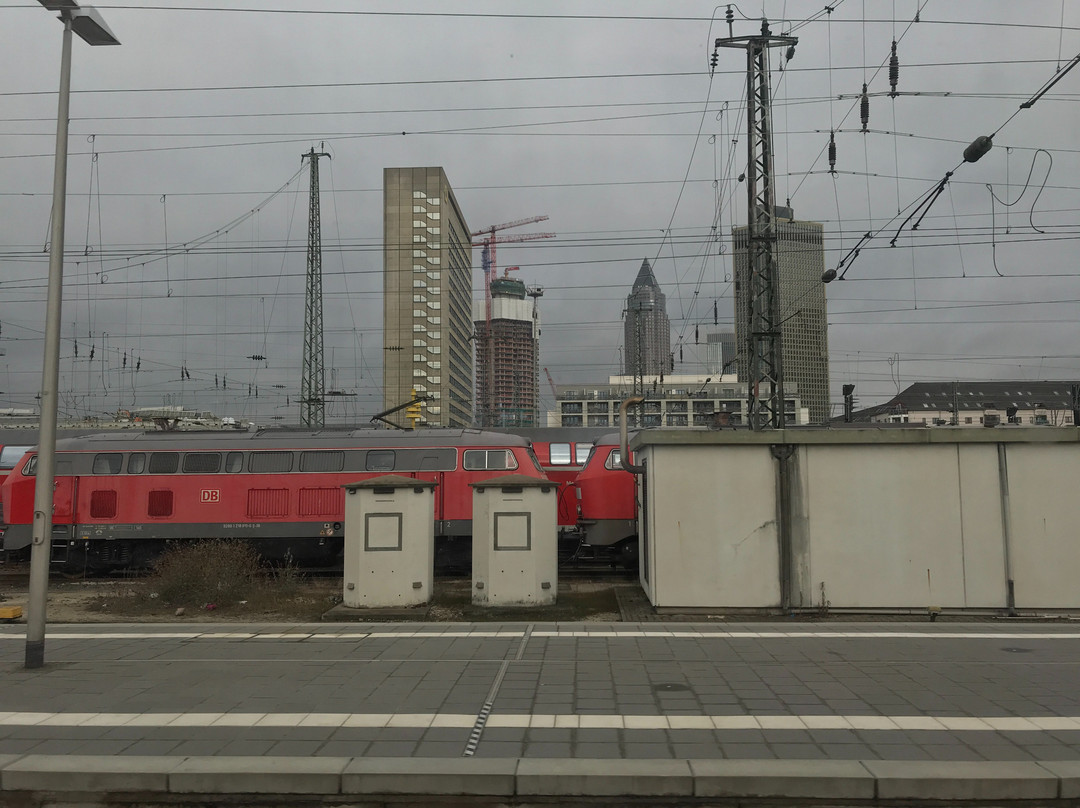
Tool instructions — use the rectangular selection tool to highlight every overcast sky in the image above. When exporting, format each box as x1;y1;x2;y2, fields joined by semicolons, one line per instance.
1;1;1078;424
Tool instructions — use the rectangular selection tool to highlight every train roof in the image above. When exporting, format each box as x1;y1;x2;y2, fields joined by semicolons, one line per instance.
49;428;532;453
493;426;616;443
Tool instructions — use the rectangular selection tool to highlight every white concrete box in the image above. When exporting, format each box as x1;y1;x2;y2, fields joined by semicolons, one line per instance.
342;475;436;608
470;475;558;606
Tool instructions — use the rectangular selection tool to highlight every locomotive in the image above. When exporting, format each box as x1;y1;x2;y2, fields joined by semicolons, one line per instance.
572;432;639;567
0;428;544;573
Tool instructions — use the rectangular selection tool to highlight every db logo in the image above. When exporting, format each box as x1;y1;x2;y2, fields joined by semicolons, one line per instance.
201;490;220;503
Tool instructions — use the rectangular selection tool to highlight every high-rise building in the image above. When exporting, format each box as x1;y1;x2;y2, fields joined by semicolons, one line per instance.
382;167;472;427
473;276;541;427
706;328;737;376
733;207;830;423
623;258;671;378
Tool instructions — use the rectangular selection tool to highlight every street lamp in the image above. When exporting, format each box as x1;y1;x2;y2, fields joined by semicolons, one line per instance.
26;1;119;670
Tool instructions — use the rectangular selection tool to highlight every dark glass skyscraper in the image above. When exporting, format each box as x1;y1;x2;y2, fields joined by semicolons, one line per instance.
623;258;671;377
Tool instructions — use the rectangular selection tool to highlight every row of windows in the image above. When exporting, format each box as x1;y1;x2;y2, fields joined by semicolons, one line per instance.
31;448;520;477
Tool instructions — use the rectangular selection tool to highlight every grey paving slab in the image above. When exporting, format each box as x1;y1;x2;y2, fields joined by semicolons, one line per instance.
1039;761;1080;798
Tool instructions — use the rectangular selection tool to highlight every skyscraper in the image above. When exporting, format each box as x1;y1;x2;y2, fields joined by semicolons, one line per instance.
623;258;671;378
474;276;541;427
733;208;830;423
382;167;472;427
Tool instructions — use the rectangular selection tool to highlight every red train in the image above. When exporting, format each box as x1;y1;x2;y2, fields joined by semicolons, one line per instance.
0;428;544;572
572;432;639;567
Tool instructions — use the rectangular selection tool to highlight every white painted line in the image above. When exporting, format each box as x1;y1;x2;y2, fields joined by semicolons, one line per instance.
2;628;1080;642
0;711;1076;731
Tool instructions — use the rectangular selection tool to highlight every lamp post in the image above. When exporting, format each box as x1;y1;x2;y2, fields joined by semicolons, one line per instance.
26;1;119;670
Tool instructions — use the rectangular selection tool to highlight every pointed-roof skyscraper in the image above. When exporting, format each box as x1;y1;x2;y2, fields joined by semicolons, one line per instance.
623;258;671;377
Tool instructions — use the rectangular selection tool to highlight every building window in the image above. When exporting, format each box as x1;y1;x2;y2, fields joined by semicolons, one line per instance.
428;197;440;205
414;325;425;332
413;190;425;198
413;205;425;213
414;338;426;346
562;415;583;426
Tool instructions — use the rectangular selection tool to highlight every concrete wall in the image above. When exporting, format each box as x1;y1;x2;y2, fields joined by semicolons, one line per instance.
632;428;1080;612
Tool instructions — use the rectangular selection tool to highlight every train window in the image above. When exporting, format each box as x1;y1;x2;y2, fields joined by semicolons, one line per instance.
463;449;518;471
548;443;572;465
248;451;293;473
392;448;455;471
93;453;123;475
0;446;32;469
90;490;117;518
23;455;37;476
225;452;244;473
300;451;345;472
183;453;221;474
605;449;622;470
127;453;146;474
365;450;395;472
148;490;173;517
575;443;594;465
149;453;179;474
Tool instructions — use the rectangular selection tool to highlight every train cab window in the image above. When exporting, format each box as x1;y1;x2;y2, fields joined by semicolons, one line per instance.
300;450;345;472
183;453;221;473
463;449;519;471
575;443;594;465
248;451;293;473
548;443;572;465
605;449;622;470
0;446;32;470
22;456;37;476
127;453;146;474
225;452;244;473
149;453;179;474
93;453;123;475
365;450;395;472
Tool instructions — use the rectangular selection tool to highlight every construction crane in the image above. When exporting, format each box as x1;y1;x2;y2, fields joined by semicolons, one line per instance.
471;217;555;426
543;367;558;400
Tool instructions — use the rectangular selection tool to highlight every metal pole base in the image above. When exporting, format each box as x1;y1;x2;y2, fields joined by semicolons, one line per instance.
25;640;45;670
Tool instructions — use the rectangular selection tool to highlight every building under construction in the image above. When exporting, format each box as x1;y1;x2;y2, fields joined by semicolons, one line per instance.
473;276;541;427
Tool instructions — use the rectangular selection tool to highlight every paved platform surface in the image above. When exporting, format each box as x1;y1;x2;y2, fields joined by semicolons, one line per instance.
0;621;1078;802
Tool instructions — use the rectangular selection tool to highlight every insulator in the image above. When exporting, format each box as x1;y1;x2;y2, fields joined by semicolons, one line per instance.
136;358;140;371
89;346;95;360
215;374;219;388
785;44;795;61
710;51;718;71
888;41;899;97
963;134;993;163
695;325;699;343
713;300;718;325
828;131;837;174
122;352;127;369
725;6;734;26
860;83;869;132
74;341;78;358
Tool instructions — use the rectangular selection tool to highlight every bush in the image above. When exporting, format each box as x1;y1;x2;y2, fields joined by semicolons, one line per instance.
151;539;264;607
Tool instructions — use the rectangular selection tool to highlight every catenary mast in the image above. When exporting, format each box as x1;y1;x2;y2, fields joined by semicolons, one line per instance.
715;19;796;430
301;146;330;428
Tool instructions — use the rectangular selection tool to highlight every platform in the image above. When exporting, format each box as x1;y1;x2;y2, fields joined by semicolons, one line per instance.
0;621;1078;804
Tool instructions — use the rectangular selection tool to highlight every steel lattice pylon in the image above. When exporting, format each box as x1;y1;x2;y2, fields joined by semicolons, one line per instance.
717;20;796;430
301;147;330;428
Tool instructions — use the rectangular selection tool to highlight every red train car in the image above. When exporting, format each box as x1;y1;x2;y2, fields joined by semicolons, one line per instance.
498;427;610;529
0;428;545;572
573;432;638;567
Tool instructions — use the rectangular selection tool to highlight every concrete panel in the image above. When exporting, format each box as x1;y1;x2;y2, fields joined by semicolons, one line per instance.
863;760;1059;800
689;759;875;799
646;445;779;608
804;444;968;608
342;758;516;796
169;757;348;794
517;758;693;796
955;443;1008;606
1006;443;1080;607
2;755;174;793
